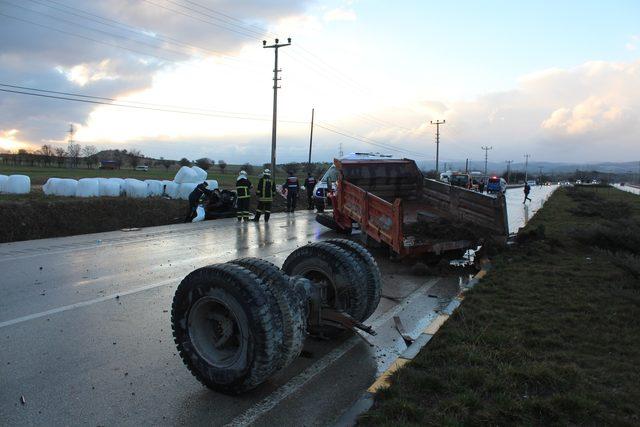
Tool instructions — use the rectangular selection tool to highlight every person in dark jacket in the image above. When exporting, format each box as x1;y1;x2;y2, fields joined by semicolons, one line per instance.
523;182;532;204
252;169;275;222
184;181;213;222
304;172;317;210
283;171;299;213
236;170;252;221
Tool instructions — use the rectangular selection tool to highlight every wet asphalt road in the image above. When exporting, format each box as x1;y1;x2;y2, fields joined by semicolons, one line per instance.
0;188;554;426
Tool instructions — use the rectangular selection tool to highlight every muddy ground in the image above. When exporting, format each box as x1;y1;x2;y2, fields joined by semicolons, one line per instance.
0;191;306;243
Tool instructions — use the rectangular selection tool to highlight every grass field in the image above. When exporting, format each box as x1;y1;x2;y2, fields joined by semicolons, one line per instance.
361;186;640;425
0;164;287;188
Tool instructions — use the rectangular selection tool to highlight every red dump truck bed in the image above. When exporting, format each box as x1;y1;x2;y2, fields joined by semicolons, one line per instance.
322;158;509;257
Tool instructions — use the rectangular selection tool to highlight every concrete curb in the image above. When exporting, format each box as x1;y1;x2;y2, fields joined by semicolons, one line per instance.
334;260;492;427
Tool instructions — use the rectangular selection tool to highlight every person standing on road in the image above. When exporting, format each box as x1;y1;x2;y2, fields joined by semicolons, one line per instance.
184;181;213;223
304;172;316;210
252;169;275;222
523;182;532;204
236;170;252;221
283;171;299;213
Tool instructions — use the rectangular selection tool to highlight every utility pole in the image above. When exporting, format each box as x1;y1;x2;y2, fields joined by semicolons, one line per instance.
430;120;445;174
538;166;544;183
481;146;492;181
505;160;513;183
524;153;531;183
263;37;291;181
465;158;469;173
307;107;315;168
339;143;343;157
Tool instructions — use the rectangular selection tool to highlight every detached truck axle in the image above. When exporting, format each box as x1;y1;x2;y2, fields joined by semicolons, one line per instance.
170;239;382;394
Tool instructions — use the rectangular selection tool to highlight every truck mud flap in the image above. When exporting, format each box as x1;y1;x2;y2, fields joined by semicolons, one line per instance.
315;213;352;235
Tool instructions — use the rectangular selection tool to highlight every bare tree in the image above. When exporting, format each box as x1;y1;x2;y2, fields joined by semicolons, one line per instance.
67;142;82;168
82;145;99;169
127;149;142;168
158;157;175;171
218;160;227;172
40;144;54;166
179;157;191;167
54;147;66;167
195;158;213;170
241;163;254;175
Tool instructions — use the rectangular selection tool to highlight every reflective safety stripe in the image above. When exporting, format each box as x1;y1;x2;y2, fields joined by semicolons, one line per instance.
236;186;250;198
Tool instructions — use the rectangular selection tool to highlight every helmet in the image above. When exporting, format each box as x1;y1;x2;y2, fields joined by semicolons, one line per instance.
239;170;247;176
263;169;271;176
201;181;208;187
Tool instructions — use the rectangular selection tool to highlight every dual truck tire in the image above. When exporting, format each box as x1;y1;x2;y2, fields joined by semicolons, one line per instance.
171;239;381;394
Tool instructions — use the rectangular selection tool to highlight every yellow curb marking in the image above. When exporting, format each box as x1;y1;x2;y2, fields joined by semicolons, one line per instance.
423;314;449;335
367;358;409;393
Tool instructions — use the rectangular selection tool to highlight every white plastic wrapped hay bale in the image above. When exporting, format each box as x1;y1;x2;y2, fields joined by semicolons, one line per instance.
174;166;198;184
162;180;180;198
76;178;100;198
145;179;164;197
108;178;126;195
177;182;198;200
6;175;30;194
205;179;219;190
42;178;61;195
0;174;8;193
58;179;78;196
191;166;207;182
98;178;121;197
124;178;147;198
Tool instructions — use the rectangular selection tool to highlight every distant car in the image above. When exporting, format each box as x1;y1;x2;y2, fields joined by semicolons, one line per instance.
575;179;582;184
486;176;507;193
135;165;149;171
527;180;537;186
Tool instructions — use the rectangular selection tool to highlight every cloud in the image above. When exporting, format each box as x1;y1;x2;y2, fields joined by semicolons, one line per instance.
626;35;639;51
323;8;357;22
0;0;311;145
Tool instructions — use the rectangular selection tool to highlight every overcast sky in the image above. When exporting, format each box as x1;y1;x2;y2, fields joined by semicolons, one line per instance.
0;0;638;164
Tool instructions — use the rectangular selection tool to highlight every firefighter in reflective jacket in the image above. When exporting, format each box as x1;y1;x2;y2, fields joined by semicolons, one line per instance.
304;172;316;210
235;170;252;221
283;171;299;213
252;169;275;222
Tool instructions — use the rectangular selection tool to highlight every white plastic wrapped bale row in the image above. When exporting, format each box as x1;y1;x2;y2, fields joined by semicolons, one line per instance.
174;166;198;184
124;178;148;198
191;166;208;182
98;178;121;197
43;178;77;196
145;179;164;197
6;175;30;194
0;174;9;193
205;179;219;190
177;182;198;200
76;178;100;197
162;180;180;198
108;178;126;196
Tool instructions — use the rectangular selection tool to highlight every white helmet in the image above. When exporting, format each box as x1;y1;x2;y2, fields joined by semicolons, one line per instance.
263;169;271;176
239;170;247;176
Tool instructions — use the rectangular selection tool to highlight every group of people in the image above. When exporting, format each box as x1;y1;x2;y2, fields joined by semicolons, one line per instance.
185;168;317;223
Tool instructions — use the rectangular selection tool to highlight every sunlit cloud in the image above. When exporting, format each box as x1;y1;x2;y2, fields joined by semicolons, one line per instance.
323;7;357;22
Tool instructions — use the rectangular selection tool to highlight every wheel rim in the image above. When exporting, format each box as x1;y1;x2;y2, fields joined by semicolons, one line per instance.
188;296;247;368
297;267;343;310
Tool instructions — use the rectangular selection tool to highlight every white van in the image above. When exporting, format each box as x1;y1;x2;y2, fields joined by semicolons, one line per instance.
312;152;397;212
135;165;149;171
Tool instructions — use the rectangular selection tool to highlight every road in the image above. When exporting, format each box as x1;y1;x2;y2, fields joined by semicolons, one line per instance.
0;187;554;426
613;183;640;196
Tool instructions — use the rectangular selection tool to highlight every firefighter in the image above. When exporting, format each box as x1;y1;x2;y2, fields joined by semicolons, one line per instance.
283;170;299;212
184;181;213;223
304;172;317;210
235;170;252;221
252;169;275;222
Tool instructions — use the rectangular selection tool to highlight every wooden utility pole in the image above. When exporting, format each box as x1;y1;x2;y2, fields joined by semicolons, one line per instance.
263;37;291;181
505;160;513;183
430;120;445;174
307;108;314;167
481;146;493;181
524;153;531;182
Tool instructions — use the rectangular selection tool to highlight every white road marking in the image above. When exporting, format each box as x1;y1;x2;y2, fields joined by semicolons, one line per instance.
0;278;176;329
225;279;437;427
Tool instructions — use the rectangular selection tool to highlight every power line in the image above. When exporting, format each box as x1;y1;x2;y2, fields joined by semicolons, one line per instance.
481;146;493;181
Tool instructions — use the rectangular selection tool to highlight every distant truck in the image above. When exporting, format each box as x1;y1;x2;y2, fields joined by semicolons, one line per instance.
316;157;509;258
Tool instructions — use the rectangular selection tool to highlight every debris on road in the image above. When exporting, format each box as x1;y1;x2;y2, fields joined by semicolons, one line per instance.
20;395;26;405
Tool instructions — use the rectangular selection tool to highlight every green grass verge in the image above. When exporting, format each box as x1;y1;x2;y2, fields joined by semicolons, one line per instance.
360;186;640;426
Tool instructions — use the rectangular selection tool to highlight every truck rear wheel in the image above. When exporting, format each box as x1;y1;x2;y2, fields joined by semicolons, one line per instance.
282;242;368;323
316;213;352;235
323;239;382;321
229;258;307;370
171;263;282;394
